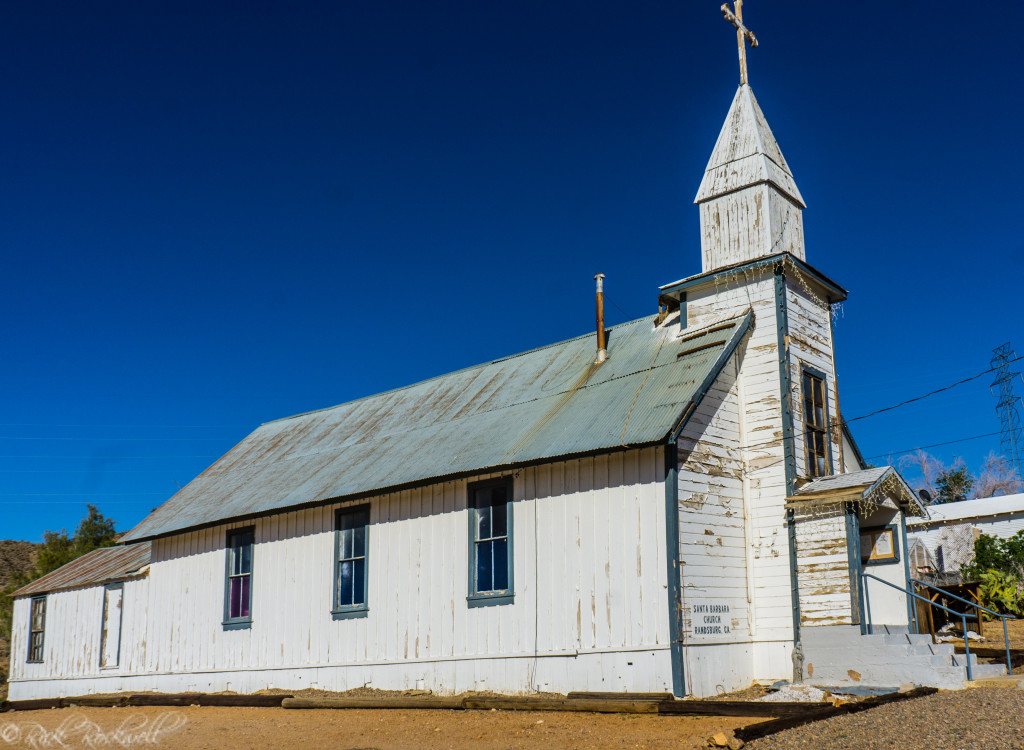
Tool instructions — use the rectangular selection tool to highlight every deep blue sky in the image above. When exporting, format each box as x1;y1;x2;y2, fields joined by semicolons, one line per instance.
1;1;1021;541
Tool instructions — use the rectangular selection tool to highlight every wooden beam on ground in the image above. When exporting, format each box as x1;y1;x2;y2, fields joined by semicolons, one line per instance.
282;696;466;710
733;687;938;743
5;693;292;711
198;694;291;707
4;698;62;711
464;696;662;713
567;692;675;701
659;699;826;718
127;693;205;707
63;696;128;708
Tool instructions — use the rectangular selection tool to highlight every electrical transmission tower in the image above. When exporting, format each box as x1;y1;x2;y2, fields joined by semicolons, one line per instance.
991;342;1024;488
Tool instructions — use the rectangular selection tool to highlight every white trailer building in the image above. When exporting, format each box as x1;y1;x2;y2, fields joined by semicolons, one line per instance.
907;493;1024;579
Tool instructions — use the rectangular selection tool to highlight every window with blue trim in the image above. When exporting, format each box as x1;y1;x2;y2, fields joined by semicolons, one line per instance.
223;528;254;629
802;368;832;478
334;505;370;619
468;477;513;607
27;595;46;663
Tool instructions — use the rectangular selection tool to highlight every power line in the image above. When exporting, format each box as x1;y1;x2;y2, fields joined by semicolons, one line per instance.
0;436;229;441
0;469;184;474
0;455;217;459
844;355;1024;424
0;500;151;505
604;294;637;322
0;492;167;497
863;430;1003;461
0;422;248;429
734;355;1024;453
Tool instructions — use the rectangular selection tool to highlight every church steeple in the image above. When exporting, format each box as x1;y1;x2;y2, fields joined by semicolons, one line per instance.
694;84;807;273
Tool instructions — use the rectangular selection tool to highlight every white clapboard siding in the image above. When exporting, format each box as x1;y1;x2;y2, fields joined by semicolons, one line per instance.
9;574;149;690
909;507;1024;575
785;278;841;480
9;449;673;699
678;355;751;644
699;186;806;271
687;273;796;646
672;267;802;694
793;511;853;627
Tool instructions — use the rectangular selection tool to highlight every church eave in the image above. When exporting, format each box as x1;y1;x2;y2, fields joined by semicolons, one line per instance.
658;252;847;307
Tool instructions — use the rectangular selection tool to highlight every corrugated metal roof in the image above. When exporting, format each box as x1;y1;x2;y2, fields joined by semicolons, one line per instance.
13;543;151;598
123;312;753;542
907;493;1024;527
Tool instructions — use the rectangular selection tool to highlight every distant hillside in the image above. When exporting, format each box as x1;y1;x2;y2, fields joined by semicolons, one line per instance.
1;539;39;695
0;540;38;591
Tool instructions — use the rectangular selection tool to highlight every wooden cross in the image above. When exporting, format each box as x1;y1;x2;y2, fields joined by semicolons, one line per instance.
721;1;758;85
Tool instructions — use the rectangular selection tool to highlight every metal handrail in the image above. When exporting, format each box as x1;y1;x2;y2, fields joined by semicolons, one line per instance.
861;573;984;680
909;577;1014;677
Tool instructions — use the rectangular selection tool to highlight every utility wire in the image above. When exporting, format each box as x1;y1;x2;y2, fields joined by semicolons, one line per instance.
863;431;1003;461
0;422;248;429
0;469;188;474
0;492;168;497
0;454;217;459
735;355;1024;453
0;500;152;505
0;436;229;441
844;355;1023;424
604;294;637;322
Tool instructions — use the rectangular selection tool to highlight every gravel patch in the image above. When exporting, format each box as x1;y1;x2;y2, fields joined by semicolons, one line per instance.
758;686;826;703
749;689;1024;750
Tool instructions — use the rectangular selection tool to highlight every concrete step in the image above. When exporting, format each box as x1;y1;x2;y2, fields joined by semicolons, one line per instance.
966;664;1011;680
801;624;1006;691
964;675;1024;689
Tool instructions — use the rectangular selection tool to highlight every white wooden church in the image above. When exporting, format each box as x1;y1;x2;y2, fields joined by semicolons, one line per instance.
11;14;954;700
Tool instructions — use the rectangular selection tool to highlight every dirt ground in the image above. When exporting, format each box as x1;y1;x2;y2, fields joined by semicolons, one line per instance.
979;616;1024;648
0;706;769;749
948;617;1024;673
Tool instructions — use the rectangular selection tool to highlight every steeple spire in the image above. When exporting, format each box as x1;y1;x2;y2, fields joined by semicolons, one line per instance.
694;85;807;273
693;2;807;273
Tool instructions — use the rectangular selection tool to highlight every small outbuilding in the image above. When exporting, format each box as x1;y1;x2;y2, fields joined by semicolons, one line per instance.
907;493;1024;581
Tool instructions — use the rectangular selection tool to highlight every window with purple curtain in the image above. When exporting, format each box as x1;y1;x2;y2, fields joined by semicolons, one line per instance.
224;528;254;628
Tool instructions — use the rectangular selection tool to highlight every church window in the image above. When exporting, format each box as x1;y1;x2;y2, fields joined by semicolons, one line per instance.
27;595;46;662
223;527;254;630
468;477;514;607
333;505;370;619
802;368;831;478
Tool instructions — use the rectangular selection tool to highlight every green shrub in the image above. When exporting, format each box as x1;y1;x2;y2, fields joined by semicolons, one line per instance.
963;530;1024;581
975;569;1024;617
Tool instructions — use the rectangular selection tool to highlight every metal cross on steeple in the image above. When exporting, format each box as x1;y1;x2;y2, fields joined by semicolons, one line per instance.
721;1;758;85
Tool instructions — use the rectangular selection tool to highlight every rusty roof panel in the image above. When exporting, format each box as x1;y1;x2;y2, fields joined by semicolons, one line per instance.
122;312;753;542
13;543;151;598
